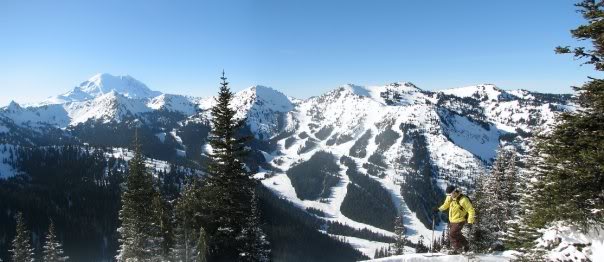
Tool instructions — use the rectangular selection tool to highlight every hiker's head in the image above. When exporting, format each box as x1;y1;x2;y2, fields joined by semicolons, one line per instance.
445;185;459;197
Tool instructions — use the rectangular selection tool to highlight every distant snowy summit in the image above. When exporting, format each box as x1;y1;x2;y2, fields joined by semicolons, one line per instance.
42;73;162;105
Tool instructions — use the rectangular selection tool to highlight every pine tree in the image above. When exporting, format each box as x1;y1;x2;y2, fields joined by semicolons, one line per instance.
468;173;493;252
116;135;164;261
239;191;270;262
170;178;207;262
392;214;405;255
151;191;171;259
470;147;518;252
505;143;549;252
203;72;267;260
416;236;429;253
42;220;69;262
533;0;604;231
10;212;34;262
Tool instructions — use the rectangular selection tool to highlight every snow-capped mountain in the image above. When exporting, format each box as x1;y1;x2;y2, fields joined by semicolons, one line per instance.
43;73;162;104
0;74;573;257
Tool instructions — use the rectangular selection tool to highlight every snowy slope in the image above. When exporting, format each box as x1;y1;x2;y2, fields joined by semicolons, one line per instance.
366;251;519;261
147;94;199;115
0;101;70;128
65;91;152;125
535;222;604;262
261;84;491;254
439;84;572;133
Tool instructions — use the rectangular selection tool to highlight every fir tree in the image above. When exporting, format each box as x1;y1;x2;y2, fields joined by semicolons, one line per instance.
470;147;518;251
533;0;604;231
392;214;405;255
116;135;164;261
203;72;268;260
151;191;171;259
416;236;429;253
239;191;270;262
10;212;34;262
42;220;69;262
468;172;493;252
170;179;200;262
506;144;552;251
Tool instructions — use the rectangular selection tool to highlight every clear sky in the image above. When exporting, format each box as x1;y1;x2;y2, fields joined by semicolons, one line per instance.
0;0;599;106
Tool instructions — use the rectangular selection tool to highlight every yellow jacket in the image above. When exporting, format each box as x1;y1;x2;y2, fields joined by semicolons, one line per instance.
438;194;475;224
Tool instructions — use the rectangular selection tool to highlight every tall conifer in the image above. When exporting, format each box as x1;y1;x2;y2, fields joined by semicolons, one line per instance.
204;72;269;260
116;135;164;261
42;220;69;262
532;0;604;230
10;212;34;262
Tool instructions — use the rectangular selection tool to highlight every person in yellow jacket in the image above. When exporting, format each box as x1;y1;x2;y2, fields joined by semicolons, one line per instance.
433;185;475;254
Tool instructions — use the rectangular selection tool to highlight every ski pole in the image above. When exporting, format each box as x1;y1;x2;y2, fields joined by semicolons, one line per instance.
430;212;435;253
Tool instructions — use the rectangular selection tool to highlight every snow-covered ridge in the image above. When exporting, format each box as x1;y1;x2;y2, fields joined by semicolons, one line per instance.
147;94;199;115
1;74;570;132
440;84;511;101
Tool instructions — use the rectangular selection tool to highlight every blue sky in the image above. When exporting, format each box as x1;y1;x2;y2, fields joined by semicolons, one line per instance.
0;0;598;106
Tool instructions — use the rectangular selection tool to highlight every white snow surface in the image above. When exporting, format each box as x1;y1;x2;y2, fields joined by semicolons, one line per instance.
106;147;172;173
65;91;151;125
365;251;518;261
536;222;604;262
440;113;499;161
147;94;198;115
441;84;506;101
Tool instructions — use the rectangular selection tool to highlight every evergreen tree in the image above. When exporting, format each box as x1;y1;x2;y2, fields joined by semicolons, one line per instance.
116;136;164;261
151;191;171;259
503;149;544;250
203;72;268;260
240;191;270;262
533;0;604;231
10;212;34;262
415;236;429;253
42;220;69;262
468;173;492;252
469;147;518;252
170;179;198;262
392;214;405;255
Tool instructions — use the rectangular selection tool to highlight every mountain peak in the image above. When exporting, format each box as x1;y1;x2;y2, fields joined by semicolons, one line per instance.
39;73;162;105
237;85;293;113
6;100;22;111
77;73;162;100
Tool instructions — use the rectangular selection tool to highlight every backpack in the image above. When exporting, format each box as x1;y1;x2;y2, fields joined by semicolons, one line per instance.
455;194;472;220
